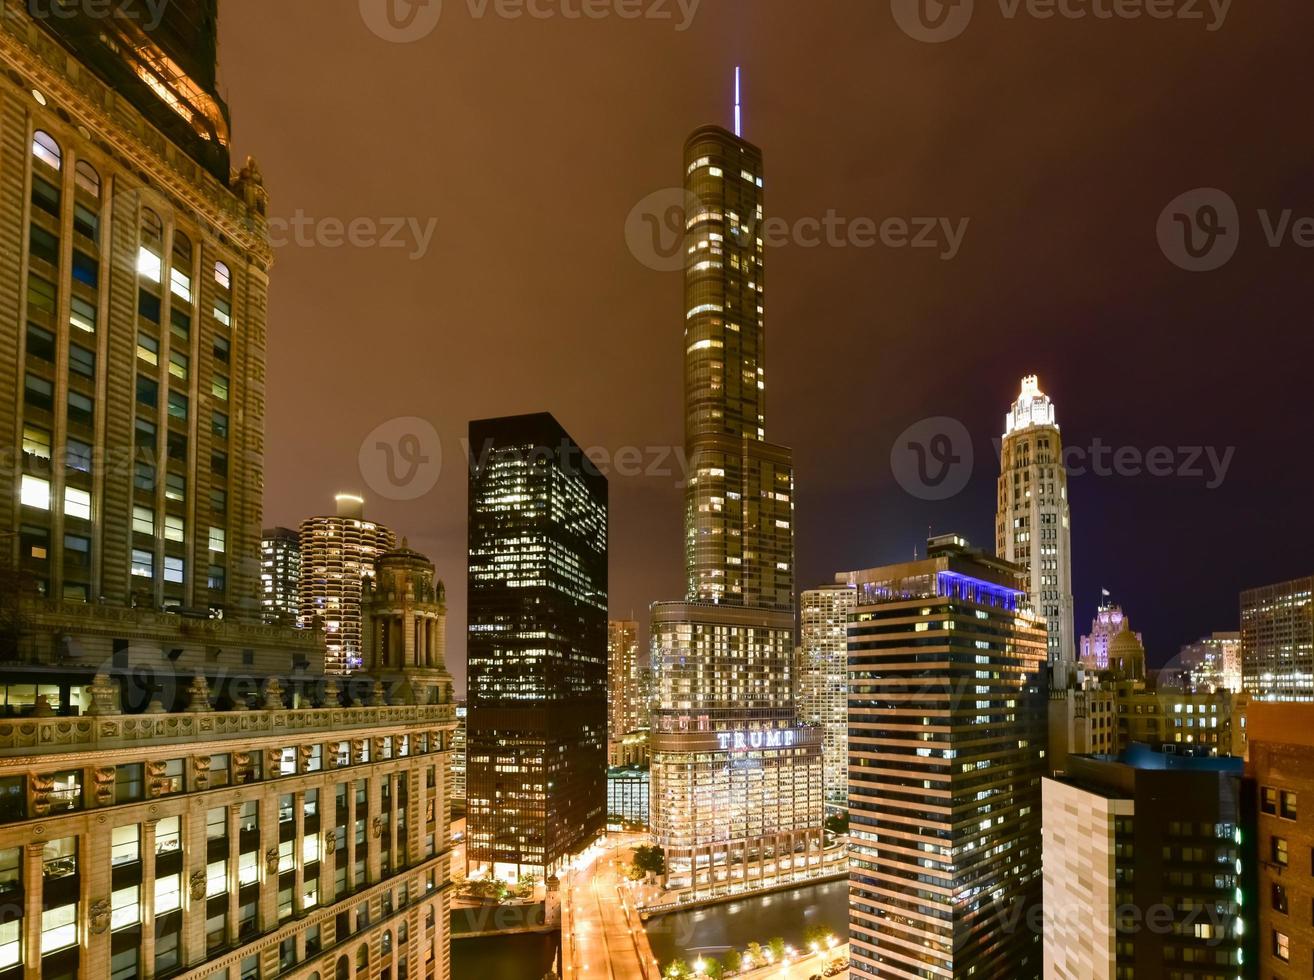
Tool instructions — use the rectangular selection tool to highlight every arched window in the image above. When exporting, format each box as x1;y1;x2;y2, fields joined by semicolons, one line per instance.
172;231;192;265
74;160;100;198
356;943;368;968
214;260;231;291
32;130;61;171
142;208;163;244
335;957;349;980
397;920;408;944
381;930;392;954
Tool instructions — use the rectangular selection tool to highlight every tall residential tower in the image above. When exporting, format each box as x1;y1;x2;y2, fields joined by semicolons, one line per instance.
298;495;395;674
649;115;825;893
798;584;857;808
996;375;1075;686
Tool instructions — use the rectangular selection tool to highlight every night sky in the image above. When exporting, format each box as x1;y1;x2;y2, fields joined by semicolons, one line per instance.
224;0;1314;693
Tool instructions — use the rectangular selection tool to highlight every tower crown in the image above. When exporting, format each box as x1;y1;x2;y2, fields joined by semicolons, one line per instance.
1005;375;1059;436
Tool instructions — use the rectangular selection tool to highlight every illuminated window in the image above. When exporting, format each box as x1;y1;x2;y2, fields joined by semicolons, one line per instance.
215;261;231;290
111;884;139;930
64;486;91;521
209;527;226;553
40;903;77;952
155;873;181;914
32;130;61;171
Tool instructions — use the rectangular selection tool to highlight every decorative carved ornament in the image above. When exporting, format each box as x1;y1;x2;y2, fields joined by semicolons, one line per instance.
190;870;207;901
89;898;111;935
265;847;280;875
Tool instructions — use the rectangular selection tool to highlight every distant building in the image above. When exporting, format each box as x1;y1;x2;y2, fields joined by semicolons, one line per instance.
298;495;395;675
1246;702;1314;978
607;765;650;829
1177;631;1243;693
1049;626;1248;773
260;527;301;625
452;700;467;806
607;620;641;764
466;413;608;880
996;376;1076;687
1241;576;1313;701
844;535;1048;979
798;584;856;808
1079;601;1141;673
1043;748;1245;979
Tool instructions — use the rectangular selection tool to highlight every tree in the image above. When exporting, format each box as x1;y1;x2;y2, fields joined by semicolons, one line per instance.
804;924;831;949
744;942;764;968
701;957;724;978
824;812;849;835
663;960;691;979
767;937;787;963
633;844;667;876
721;949;742;973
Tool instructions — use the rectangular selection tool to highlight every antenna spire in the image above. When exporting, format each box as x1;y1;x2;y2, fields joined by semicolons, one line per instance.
734;66;742;137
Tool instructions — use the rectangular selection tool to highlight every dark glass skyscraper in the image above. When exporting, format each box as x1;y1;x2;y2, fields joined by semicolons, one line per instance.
466;413;608;878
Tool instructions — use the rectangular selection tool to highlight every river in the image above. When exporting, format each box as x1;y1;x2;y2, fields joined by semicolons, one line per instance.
451;930;560;979
644;878;849;970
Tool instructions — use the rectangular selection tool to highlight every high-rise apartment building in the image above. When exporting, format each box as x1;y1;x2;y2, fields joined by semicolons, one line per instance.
798;584;856;808
466;413;608;880
260;527;301;626
1177;631;1243;694
1246;702;1314;979
0;6;457;979
997;375;1075;686
1;0;268;625
298;495;396;675
1241;576;1313;701
1043;748;1246;980
1079;600;1141;673
607;619;641;765
649;118;825;895
843;535;1048;979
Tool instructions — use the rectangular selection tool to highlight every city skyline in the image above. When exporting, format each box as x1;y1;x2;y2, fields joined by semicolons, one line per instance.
228;6;1312;689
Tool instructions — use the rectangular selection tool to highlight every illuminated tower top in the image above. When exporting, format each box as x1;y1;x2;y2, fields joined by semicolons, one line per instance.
1005;374;1059;436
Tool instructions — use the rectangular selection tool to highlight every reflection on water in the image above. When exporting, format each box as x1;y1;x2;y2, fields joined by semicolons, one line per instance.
645;878;848;967
452;929;560;980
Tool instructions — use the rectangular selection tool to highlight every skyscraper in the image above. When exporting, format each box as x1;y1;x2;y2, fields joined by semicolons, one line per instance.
466;413;608;880
843;535;1048;979
997;375;1076;686
1241;575;1313;701
649;115;825;895
2;0;267;625
798;584;856;808
1079;600;1141;673
260;527;301;626
298;495;396;674
1043;748;1245;980
607;619;641;765
0;6;457;978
